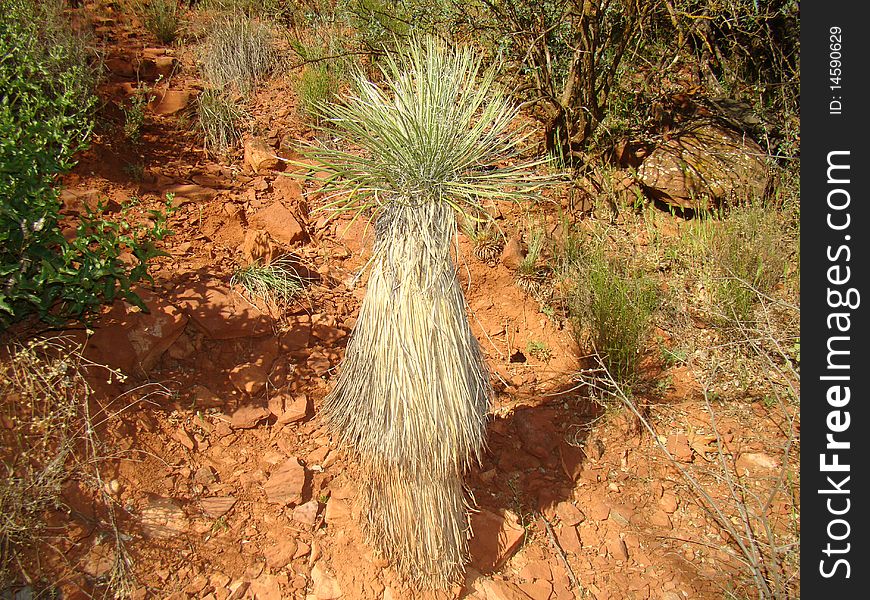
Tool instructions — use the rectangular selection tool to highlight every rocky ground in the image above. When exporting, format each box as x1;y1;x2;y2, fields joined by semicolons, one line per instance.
7;3;799;600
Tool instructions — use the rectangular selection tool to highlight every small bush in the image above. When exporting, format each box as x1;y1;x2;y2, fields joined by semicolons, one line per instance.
199;15;277;95
296;65;338;122
137;0;182;45
567;242;659;389
196;88;249;155
708;202;792;325
122;85;153;142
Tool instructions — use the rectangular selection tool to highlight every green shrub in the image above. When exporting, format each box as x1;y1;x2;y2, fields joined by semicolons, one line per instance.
296;65;338;122
137;0;183;45
196;88;250;155
199;15;277;95
0;1;169;327
122;85;153;143
567;242;659;389
709;202;792;325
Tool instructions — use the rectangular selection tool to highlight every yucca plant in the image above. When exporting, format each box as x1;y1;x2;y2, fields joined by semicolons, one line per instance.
300;37;550;587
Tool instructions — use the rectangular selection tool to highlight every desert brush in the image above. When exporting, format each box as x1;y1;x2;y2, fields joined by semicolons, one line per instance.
299;36;552;587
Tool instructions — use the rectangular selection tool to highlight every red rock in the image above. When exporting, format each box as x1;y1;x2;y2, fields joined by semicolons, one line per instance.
174;427;195;450
666;434;693;462
518;560;552;582
469;509;526;573
555;524;582;555
174;282;274;339
648;508;672;529
163;183;216;203
191;385;224;409
324;497;351;526
637;123;769;208
250;201;307;246
517;580;552;600
193;466;216;485
242;229;277;265
248;575;283;600
230;405;270;429
500;236;525;270
150;88;195;115
587;500;610;522
281;316;312;350
736;452;779;473
268;392;309;424
244;137;280;174
292;499;320;527
200;496;236;519
105;57;136;77
480;578;533;600
659;492;679;514
229;362;267;395
59;188;115;215
311;322;346;344
606;531;629;561
272;175;304;209
555;501;585;526
263;539;298;569
558;439;584;481
86;290;188;374
264;458;306;506
140;497;188;539
310;564;342;600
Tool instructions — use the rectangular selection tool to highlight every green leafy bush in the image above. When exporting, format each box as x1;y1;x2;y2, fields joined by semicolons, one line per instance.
0;1;169;328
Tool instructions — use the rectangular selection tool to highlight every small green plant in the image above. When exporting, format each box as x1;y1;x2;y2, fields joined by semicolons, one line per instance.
230;255;306;307
515;227;552;301
297;65;338;123
122;85;152;142
567;242;659;390
526;340;552;362
123;160;146;182
196;88;249;155
659;342;688;367
137;0;182;45
199;15;276;95
708;202;791;325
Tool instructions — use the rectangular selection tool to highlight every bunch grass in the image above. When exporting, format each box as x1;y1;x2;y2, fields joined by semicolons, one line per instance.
136;0;182;45
230;255;306;307
196;88;249;155
198;15;277;95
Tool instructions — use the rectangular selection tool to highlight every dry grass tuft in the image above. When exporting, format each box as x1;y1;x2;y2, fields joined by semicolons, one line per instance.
198;15;277;95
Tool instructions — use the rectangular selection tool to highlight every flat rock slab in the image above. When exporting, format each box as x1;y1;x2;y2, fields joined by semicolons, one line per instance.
174;281;274;339
264;458;306;506
469;509;525;573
